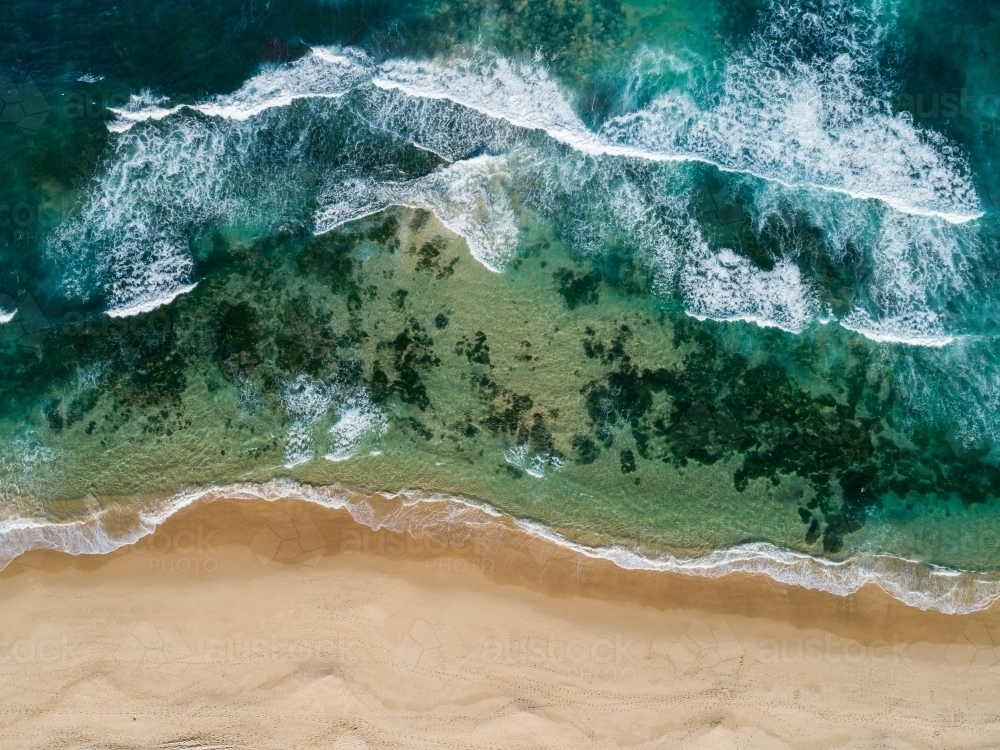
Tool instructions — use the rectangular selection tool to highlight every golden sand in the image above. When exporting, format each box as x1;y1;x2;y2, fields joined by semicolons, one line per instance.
1;496;999;749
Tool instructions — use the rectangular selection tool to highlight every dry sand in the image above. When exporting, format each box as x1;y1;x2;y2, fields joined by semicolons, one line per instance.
1;495;1000;750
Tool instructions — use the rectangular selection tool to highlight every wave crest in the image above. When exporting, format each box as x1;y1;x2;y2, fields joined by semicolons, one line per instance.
49;1;984;338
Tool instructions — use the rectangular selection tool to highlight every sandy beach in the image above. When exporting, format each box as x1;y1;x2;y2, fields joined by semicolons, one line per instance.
2;495;999;750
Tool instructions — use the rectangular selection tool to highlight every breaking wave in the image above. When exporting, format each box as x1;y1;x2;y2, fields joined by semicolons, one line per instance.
46;0;985;343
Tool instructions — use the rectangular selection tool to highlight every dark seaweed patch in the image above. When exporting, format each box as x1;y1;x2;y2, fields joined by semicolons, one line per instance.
554;267;601;309
456;330;491;365
409;209;431;232
296;231;356;294
110;313;188;410
577;319;895;550
390;289;408;310
366;214;399;245
273;295;366;383
477;374;534;437
822;466;878;553
214;301;260;381
401;417;434;441
369;362;390;402
528;412;556;455
503;464;524;479
409;236;458;279
377;320;440;410
64;390;100;429
45;399;63;431
412;239;441;270
571;435;600;464
454;419;479;438
436;258;459;279
805;518;821;544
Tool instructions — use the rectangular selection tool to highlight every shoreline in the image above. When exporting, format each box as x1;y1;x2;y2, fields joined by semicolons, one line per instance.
2;480;1000;615
2;495;1000;748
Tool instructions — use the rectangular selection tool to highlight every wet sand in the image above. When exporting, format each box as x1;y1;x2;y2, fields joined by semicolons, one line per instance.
2;495;999;749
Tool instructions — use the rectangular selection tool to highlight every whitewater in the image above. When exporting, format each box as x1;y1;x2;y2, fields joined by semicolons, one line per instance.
109;48;982;224
43;35;983;350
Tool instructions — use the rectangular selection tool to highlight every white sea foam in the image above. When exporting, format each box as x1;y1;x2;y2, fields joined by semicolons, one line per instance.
105;282;199;318
373;53;601;151
503;443;562;478
748;173;978;347
0;511;135;570
106;28;981;230
862;214;974;340
602;0;981;224
48;116;228;313
314;155;521;271
0;433;63;554
515;518;1000;615
109;48;372;130
620;45;699;114
281;375;339;468
61;1;982;339
1;479;998;615
0;309;15;325
404;157;520;272
840;309;955;347
893;338;1000;449
0;432;56;511
326;394;388;462
106;90;175;133
281;376;387;467
357;84;523;162
51;96;320;313
682;247;819;334
370;35;980;223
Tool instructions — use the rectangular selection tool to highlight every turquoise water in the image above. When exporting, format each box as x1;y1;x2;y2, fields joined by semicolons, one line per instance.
4;0;1000;606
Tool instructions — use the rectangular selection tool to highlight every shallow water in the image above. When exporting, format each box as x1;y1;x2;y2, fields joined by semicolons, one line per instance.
3;0;1000;608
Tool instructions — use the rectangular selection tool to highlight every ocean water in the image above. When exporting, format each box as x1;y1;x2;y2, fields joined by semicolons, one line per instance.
3;0;1000;611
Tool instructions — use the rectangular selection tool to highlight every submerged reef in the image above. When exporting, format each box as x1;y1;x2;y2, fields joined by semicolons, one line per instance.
1;201;999;557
